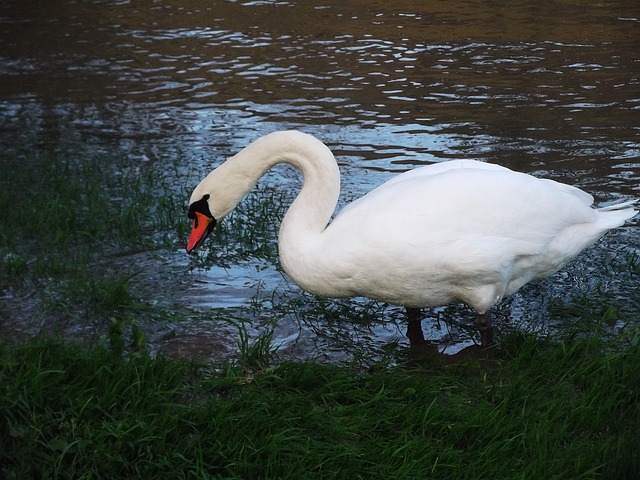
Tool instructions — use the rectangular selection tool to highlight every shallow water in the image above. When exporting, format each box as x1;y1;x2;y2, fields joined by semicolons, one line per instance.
1;0;639;360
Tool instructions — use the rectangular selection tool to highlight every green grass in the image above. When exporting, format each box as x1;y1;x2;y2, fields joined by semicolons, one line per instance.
0;150;184;292
0;149;191;349
1;333;639;479
0;152;180;259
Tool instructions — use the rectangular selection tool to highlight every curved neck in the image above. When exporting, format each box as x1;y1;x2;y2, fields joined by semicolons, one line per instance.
239;131;340;233
197;131;340;271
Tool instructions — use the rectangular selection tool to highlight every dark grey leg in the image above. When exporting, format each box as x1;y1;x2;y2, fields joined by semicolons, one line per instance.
406;307;425;345
474;312;493;347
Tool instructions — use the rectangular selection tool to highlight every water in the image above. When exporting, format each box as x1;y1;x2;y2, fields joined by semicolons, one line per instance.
1;0;639;360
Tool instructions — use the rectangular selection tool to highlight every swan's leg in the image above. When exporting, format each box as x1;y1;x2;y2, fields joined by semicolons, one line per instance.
474;313;493;347
406;307;425;345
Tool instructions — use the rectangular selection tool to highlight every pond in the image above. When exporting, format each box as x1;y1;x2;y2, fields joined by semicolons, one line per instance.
1;0;639;361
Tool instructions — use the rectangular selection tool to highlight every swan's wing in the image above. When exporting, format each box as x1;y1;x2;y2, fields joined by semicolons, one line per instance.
378;160;595;205
379;159;511;189
327;168;598;291
339;161;594;224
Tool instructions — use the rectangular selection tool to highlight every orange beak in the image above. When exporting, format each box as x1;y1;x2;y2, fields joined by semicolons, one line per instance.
186;211;216;254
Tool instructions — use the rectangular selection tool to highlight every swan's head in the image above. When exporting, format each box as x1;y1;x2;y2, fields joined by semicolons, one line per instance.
186;159;258;254
186;193;217;254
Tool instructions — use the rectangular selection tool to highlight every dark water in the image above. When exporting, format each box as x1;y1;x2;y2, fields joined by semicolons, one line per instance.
1;0;639;359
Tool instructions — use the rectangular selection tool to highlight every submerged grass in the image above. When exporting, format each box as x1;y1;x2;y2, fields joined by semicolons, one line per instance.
1;333;639;479
0;147;286;309
0;147;202;332
0;151;181;291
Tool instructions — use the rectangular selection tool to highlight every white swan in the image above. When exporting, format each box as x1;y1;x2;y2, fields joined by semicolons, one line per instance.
186;130;637;347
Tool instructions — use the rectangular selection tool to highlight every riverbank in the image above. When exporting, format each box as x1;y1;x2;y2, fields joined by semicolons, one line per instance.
2;331;639;479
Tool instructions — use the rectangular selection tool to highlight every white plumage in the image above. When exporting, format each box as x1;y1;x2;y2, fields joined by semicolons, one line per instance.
187;130;637;346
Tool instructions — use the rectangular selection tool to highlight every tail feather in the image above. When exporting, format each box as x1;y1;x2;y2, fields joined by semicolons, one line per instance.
597;199;638;212
596;199;638;229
